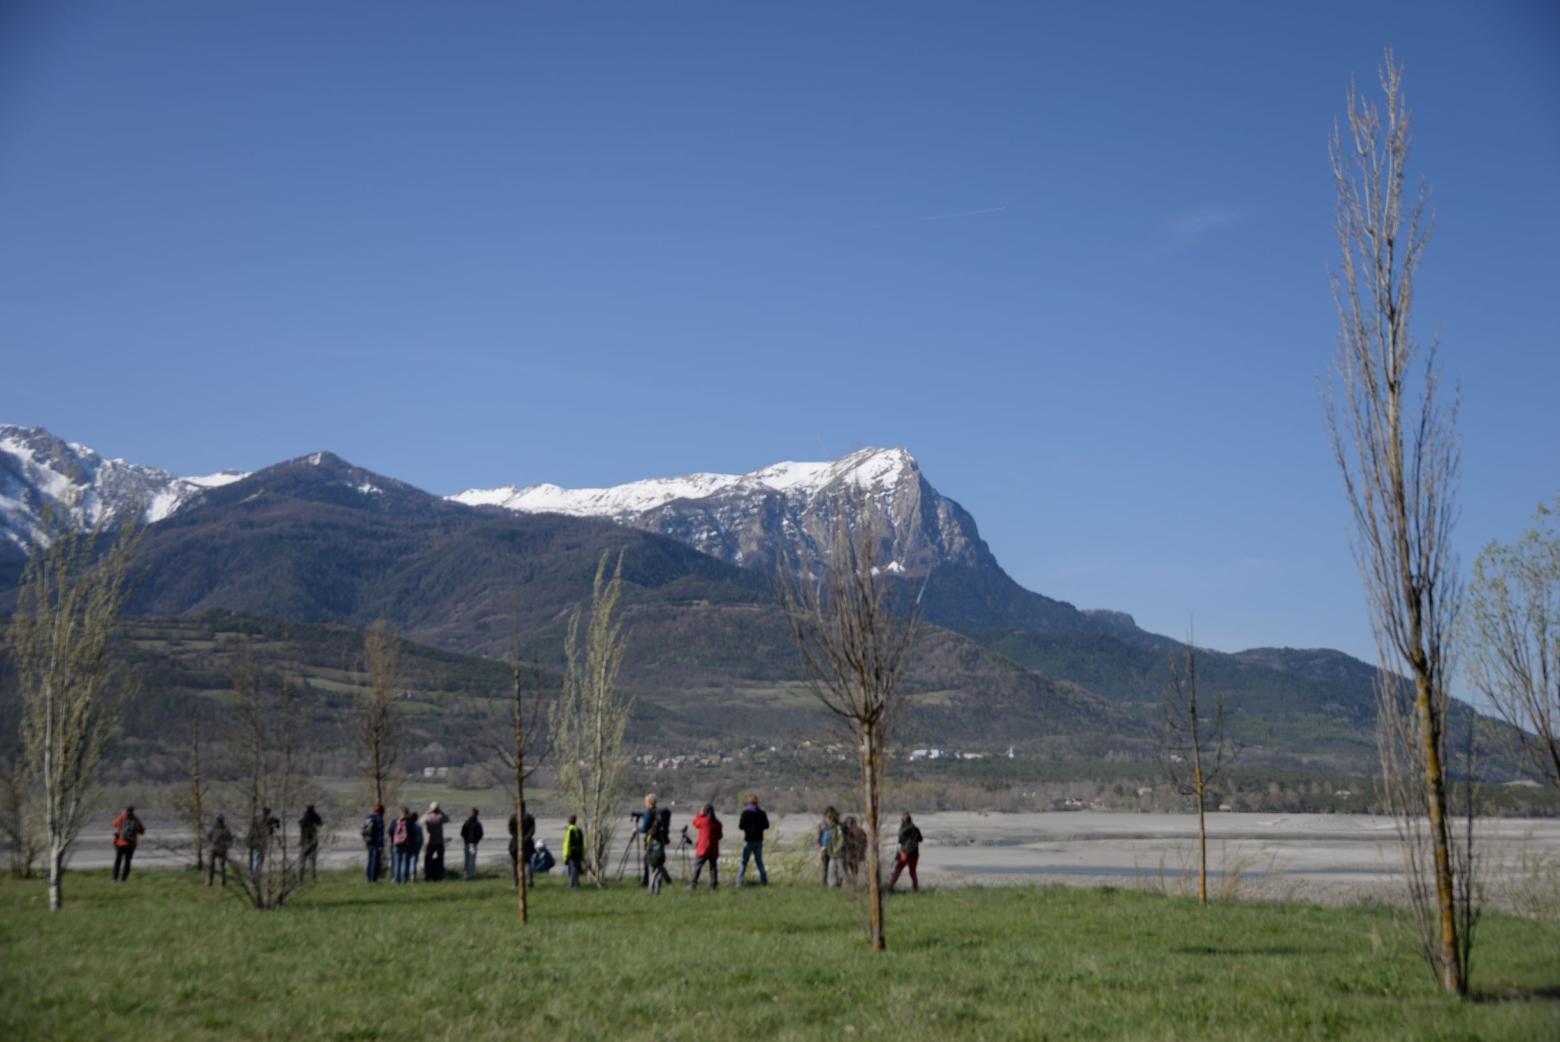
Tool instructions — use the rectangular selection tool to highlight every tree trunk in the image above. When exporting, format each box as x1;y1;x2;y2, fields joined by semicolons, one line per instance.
862;725;885;952
48;839;63;911
1413;672;1464;994
1195;771;1207;906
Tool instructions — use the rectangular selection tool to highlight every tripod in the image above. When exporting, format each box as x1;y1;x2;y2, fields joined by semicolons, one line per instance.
675;827;694;882
613;826;643;882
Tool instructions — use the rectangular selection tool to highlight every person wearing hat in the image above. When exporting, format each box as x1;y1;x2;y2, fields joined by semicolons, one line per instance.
421;801;449;882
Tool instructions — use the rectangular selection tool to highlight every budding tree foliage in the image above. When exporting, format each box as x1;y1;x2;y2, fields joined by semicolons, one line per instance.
1466;497;1560;802
1324;49;1476;995
10;508;140;911
553;551;630;885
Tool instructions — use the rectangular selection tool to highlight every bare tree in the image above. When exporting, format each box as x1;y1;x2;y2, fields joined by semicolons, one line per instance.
1466;496;1559;800
465;612;552;923
9;509;141;910
355;621;405;812
226;653;314;910
552;552;630;885
168;704;213;871
1324;49;1474;995
0;756;43;878
1162;632;1234;905
779;514;920;952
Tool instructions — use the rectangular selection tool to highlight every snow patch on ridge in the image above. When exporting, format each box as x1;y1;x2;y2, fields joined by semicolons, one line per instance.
449;447;918;518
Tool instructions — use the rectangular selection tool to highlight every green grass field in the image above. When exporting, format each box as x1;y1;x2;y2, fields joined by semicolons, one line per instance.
2;870;1557;1041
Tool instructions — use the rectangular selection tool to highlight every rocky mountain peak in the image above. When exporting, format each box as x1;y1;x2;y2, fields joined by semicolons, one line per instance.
450;446;993;577
0;423;247;550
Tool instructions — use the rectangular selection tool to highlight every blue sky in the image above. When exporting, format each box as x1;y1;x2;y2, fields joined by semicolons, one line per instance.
2;1;1556;662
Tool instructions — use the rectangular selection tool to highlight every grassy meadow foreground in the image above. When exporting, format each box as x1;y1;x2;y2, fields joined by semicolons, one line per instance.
2;871;1557;1042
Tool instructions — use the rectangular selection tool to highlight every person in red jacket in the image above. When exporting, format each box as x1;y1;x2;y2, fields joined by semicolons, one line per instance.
111;806;144;882
688;803;722;891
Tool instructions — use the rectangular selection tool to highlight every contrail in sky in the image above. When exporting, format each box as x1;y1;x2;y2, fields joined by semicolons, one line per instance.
865;205;1008;230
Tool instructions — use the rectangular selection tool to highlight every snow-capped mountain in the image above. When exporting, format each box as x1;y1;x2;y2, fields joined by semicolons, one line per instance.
451;447;998;576
0;424;246;551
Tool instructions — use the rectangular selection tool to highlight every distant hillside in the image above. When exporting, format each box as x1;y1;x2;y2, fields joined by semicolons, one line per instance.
0;433;1524;778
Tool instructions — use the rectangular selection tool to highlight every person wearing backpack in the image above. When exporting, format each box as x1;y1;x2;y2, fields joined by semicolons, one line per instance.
298;804;323;883
363;803;386;883
562;814;585;889
421;802;449;882
459;808;483;881
736;794;770;887
390;807;415;884
888;812;923;893
207;813;234;887
110;806;144;882
824;808;847;887
689;803;723;891
645;829;668;896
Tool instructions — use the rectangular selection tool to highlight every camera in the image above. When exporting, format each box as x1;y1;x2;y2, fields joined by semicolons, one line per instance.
630;810;645;823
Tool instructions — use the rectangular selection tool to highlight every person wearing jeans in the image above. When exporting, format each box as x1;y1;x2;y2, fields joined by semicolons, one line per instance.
887;812;923;893
562;815;584;889
460;807;483;880
110;806;144;882
364;803;385;883
689;803;723;891
390;807;415;884
737;795;769;886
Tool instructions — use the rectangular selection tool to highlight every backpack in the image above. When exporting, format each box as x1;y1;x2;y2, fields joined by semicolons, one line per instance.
117;817;137;844
647;839;666;868
361;815;377;844
392;818;409;846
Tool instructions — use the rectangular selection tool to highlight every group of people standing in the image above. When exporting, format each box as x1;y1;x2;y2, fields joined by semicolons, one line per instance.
361;802;452;883
108;802;326;888
818;807;922;892
359;803;586;887
108;796;924;893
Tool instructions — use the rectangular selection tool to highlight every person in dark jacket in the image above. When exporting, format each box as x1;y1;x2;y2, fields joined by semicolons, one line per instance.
408;814;424;882
888;812;923;893
298;804;323;883
689;803;723;891
459;808;483;880
364;802;386;883
421;802;449;882
562;815;585;888
737;794;769;886
207;813;233;887
110;806;144;882
637;793;659;886
248;806;279;882
645;827;668;896
508;810;536;887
